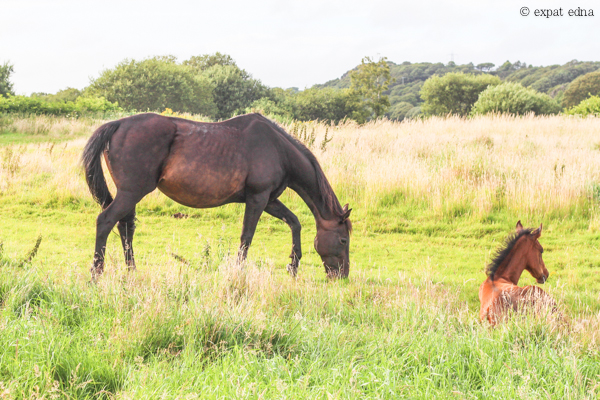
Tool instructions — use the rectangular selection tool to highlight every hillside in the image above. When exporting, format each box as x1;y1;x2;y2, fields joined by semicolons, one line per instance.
316;59;600;118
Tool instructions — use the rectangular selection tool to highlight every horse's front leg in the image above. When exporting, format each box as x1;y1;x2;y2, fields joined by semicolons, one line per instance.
238;193;271;262
264;199;302;277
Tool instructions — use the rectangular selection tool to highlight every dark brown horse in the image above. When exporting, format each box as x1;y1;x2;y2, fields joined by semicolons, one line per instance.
479;221;555;326
82;113;352;280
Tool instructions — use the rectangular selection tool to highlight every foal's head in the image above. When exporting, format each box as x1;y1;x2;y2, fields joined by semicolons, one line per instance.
314;204;352;279
515;221;549;284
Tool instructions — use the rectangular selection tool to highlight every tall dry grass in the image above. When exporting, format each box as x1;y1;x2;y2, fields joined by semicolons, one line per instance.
285;114;600;219
0;114;107;137
2;114;600;220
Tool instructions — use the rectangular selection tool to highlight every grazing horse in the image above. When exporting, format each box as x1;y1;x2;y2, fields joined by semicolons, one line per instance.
82;113;352;280
479;221;555;326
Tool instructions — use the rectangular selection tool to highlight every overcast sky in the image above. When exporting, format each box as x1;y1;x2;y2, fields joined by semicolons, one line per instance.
2;0;599;95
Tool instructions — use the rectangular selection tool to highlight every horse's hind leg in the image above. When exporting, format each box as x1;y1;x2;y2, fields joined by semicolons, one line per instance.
238;193;270;262
92;192;143;280
117;208;137;270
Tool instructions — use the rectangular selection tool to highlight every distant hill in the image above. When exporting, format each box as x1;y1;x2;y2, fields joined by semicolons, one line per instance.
315;60;600;117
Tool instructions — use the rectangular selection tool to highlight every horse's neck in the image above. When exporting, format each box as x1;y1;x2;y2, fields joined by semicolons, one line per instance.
288;159;338;226
494;241;528;286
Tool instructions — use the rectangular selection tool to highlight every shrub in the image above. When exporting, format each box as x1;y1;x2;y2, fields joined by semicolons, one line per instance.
0;95;121;116
293;88;360;123
562;71;600;108
471;82;560;116
564;95;600;117
246;97;293;122
247;87;365;124
421;72;501;116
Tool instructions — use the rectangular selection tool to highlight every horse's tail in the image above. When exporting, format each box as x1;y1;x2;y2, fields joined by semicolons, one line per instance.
82;121;120;208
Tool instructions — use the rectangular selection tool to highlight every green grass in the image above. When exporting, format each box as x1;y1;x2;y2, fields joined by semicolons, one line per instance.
0;259;597;398
0;130;77;146
1;124;600;398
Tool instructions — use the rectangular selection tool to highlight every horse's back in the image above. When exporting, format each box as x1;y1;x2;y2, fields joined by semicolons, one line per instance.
104;113;293;208
157;114;288;208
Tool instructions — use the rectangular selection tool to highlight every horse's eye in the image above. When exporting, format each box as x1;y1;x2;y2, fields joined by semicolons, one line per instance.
340;238;348;245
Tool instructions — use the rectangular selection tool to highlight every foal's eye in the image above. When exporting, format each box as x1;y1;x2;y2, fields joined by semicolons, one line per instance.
340;238;348;245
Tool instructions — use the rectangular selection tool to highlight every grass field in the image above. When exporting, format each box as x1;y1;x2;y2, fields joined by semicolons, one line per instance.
1;114;600;398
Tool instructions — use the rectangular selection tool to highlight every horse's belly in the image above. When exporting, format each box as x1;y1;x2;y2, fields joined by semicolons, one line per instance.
157;166;246;208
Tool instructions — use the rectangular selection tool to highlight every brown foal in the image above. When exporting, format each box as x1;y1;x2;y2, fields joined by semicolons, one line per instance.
479;221;556;326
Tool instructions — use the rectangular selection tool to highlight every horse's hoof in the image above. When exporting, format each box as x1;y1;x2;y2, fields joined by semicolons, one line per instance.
286;264;297;278
90;266;104;282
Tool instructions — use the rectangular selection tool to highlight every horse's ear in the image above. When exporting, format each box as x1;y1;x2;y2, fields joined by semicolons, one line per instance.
516;220;523;232
531;223;542;239
340;204;352;222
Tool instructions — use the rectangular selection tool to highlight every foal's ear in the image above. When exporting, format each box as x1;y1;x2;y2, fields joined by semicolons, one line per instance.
340;203;352;221
516;220;524;232
531;223;542;239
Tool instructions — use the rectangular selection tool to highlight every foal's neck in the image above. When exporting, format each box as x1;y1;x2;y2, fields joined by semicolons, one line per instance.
493;239;529;286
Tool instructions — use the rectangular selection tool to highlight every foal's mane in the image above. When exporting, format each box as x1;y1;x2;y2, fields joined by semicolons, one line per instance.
257;115;351;230
486;228;533;280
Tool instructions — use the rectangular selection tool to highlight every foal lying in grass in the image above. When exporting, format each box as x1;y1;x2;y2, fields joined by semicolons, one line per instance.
479;221;556;326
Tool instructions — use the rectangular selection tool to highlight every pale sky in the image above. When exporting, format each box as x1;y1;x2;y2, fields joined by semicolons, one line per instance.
2;0;599;95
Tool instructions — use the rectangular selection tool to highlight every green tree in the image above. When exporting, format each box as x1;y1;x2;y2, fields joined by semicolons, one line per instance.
495;61;527;79
86;56;217;116
476;63;495;72
349;57;394;121
562;70;600;108
34;87;82;103
0;61;15;97
471;82;560;116
420;72;501;116
184;53;267;120
52;87;82;102
201;64;267;120
183;52;237;71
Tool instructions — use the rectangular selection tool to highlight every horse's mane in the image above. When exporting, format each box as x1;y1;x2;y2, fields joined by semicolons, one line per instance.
257;115;350;229
486;228;532;280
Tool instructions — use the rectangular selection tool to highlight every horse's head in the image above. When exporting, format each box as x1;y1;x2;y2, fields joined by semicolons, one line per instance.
314;204;352;279
516;221;549;284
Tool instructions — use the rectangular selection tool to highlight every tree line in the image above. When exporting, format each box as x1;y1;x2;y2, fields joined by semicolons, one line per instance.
1;55;600;121
0;54;392;123
320;59;600;120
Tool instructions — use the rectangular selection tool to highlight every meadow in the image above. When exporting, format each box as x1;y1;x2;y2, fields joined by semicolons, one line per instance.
0;113;599;398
